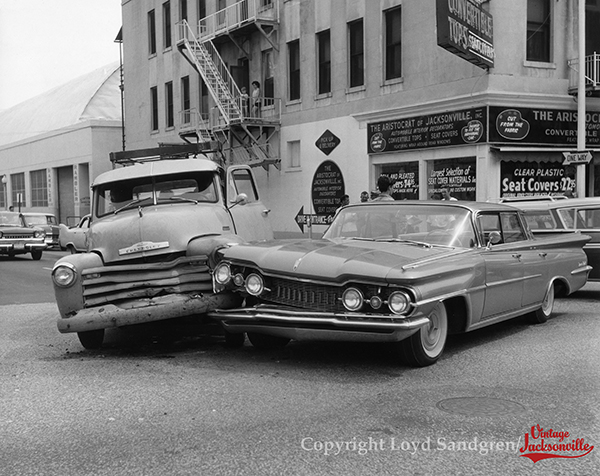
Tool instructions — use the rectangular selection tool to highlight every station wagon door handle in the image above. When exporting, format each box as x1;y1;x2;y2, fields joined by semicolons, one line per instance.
539;252;548;258
262;209;271;216
512;253;522;260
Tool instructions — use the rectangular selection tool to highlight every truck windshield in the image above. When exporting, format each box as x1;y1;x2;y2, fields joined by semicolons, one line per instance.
94;172;218;217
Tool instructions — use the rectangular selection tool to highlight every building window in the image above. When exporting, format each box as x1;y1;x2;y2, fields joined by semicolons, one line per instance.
198;0;206;20
262;49;274;99
11;173;26;208
317;30;331;95
349;19;364;88
0;179;6;209
385;7;402;80
163;1;172;49
148;10;156;55
288;40;300;101
151;87;159;131
288;140;301;168
527;0;551;62
30;170;48;207
165;81;174;128
180;0;187;21
181;76;191;124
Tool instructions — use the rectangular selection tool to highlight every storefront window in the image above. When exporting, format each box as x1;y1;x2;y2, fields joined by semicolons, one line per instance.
380;162;419;200
427;157;476;200
500;161;575;198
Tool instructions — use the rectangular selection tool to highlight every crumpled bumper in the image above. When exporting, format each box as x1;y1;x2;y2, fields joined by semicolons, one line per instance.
208;305;431;343
57;292;242;333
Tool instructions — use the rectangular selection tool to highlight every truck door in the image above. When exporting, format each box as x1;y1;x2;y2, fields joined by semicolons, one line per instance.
226;165;273;241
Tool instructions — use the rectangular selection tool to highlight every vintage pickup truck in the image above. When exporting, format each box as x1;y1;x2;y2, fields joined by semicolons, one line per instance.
52;145;273;349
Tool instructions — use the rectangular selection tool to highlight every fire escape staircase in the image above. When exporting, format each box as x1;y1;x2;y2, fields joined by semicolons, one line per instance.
177;19;280;170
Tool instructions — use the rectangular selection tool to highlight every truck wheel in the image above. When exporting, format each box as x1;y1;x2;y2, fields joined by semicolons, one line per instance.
223;331;245;348
78;330;104;349
247;332;290;350
31;250;43;260
398;302;448;367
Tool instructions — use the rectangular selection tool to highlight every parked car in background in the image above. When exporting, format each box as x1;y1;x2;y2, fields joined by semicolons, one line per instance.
21;212;60;249
513;197;600;281
52;145;273;350
59;214;90;253
0;211;47;260
209;201;591;367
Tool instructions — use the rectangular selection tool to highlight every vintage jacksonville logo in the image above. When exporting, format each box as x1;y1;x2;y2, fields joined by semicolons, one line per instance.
118;241;169;255
519;424;594;462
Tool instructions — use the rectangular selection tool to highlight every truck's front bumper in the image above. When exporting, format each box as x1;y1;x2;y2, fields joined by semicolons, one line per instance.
57;292;242;333
208;305;431;343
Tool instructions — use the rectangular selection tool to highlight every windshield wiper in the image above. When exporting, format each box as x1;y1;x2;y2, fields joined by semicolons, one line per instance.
159;196;198;204
113;198;148;215
374;238;433;248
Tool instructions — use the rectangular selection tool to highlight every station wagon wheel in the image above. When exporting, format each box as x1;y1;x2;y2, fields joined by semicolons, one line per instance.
31;250;43;260
399;302;448;367
530;283;555;324
247;332;290;350
77;330;104;350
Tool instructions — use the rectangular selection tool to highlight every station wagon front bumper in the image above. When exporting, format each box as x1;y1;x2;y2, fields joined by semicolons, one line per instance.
208;306;431;343
57;292;242;333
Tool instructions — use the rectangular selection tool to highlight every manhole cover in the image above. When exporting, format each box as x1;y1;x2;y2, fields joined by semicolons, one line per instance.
436;397;526;416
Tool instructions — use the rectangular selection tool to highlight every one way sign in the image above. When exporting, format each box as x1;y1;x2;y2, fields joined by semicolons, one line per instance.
562;151;593;165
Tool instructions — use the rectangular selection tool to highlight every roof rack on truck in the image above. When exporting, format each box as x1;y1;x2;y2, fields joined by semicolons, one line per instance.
109;141;222;167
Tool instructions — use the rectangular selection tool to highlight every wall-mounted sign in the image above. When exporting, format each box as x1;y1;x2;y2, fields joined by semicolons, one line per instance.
427;157;477;200
311;160;345;219
490;106;600;146
368;107;486;154
500;161;576;198
436;0;494;69
315;129;341;156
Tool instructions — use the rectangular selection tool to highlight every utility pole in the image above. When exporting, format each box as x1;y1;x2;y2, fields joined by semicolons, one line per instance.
577;0;586;198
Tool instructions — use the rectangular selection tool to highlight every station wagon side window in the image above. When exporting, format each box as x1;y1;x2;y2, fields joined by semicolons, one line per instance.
574;208;600;229
557;208;576;229
228;168;259;203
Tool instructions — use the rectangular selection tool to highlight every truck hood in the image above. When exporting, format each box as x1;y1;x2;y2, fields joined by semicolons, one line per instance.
89;205;232;263
223;238;459;283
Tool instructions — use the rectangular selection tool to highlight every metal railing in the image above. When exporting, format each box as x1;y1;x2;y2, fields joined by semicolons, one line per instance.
198;0;278;41
179;109;212;141
568;53;600;91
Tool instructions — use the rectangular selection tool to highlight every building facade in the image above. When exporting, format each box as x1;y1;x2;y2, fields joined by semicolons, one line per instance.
120;0;600;238
0;64;123;224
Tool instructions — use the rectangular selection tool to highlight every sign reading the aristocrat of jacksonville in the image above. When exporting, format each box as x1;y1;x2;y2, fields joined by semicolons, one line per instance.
436;0;494;69
368;107;486;154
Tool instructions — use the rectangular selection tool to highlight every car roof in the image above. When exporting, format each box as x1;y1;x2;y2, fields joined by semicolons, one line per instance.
92;158;220;187
345;200;520;213
512;197;600;211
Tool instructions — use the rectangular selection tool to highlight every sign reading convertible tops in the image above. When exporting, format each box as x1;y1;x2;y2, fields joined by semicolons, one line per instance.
436;0;494;69
368;107;487;154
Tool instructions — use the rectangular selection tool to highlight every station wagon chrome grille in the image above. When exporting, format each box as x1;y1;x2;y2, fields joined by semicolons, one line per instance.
264;278;345;312
81;256;212;307
1;234;33;239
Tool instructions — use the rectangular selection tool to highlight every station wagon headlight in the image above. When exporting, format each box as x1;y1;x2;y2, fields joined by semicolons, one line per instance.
342;287;364;312
52;264;77;288
245;273;265;296
34;230;45;238
388;291;411;315
214;262;232;285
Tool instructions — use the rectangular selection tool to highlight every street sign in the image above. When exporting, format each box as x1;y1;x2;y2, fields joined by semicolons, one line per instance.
562;151;593;165
294;206;333;233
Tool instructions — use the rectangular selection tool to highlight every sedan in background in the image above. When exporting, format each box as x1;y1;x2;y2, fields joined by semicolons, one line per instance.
0;211;47;260
515;197;600;281
21;212;60;249
59;214;90;253
209;201;591;367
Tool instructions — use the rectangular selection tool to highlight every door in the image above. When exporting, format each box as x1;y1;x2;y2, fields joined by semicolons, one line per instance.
226;165;273;241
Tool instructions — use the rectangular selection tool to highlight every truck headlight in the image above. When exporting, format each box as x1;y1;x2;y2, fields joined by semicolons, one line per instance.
245;273;264;296
213;262;232;285
388;291;411;315
342;287;364;311
52;264;77;288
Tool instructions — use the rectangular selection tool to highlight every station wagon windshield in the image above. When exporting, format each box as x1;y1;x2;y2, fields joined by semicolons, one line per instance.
0;212;23;227
324;204;476;248
94;172;218;217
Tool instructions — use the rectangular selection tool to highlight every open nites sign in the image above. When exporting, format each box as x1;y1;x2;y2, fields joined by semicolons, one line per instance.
436;0;494;69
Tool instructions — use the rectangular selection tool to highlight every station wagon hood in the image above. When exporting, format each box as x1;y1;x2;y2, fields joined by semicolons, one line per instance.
89;206;231;263
224;239;459;282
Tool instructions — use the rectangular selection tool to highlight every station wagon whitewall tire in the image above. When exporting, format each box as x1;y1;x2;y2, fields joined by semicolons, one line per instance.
530;283;555;324
399;302;448;367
